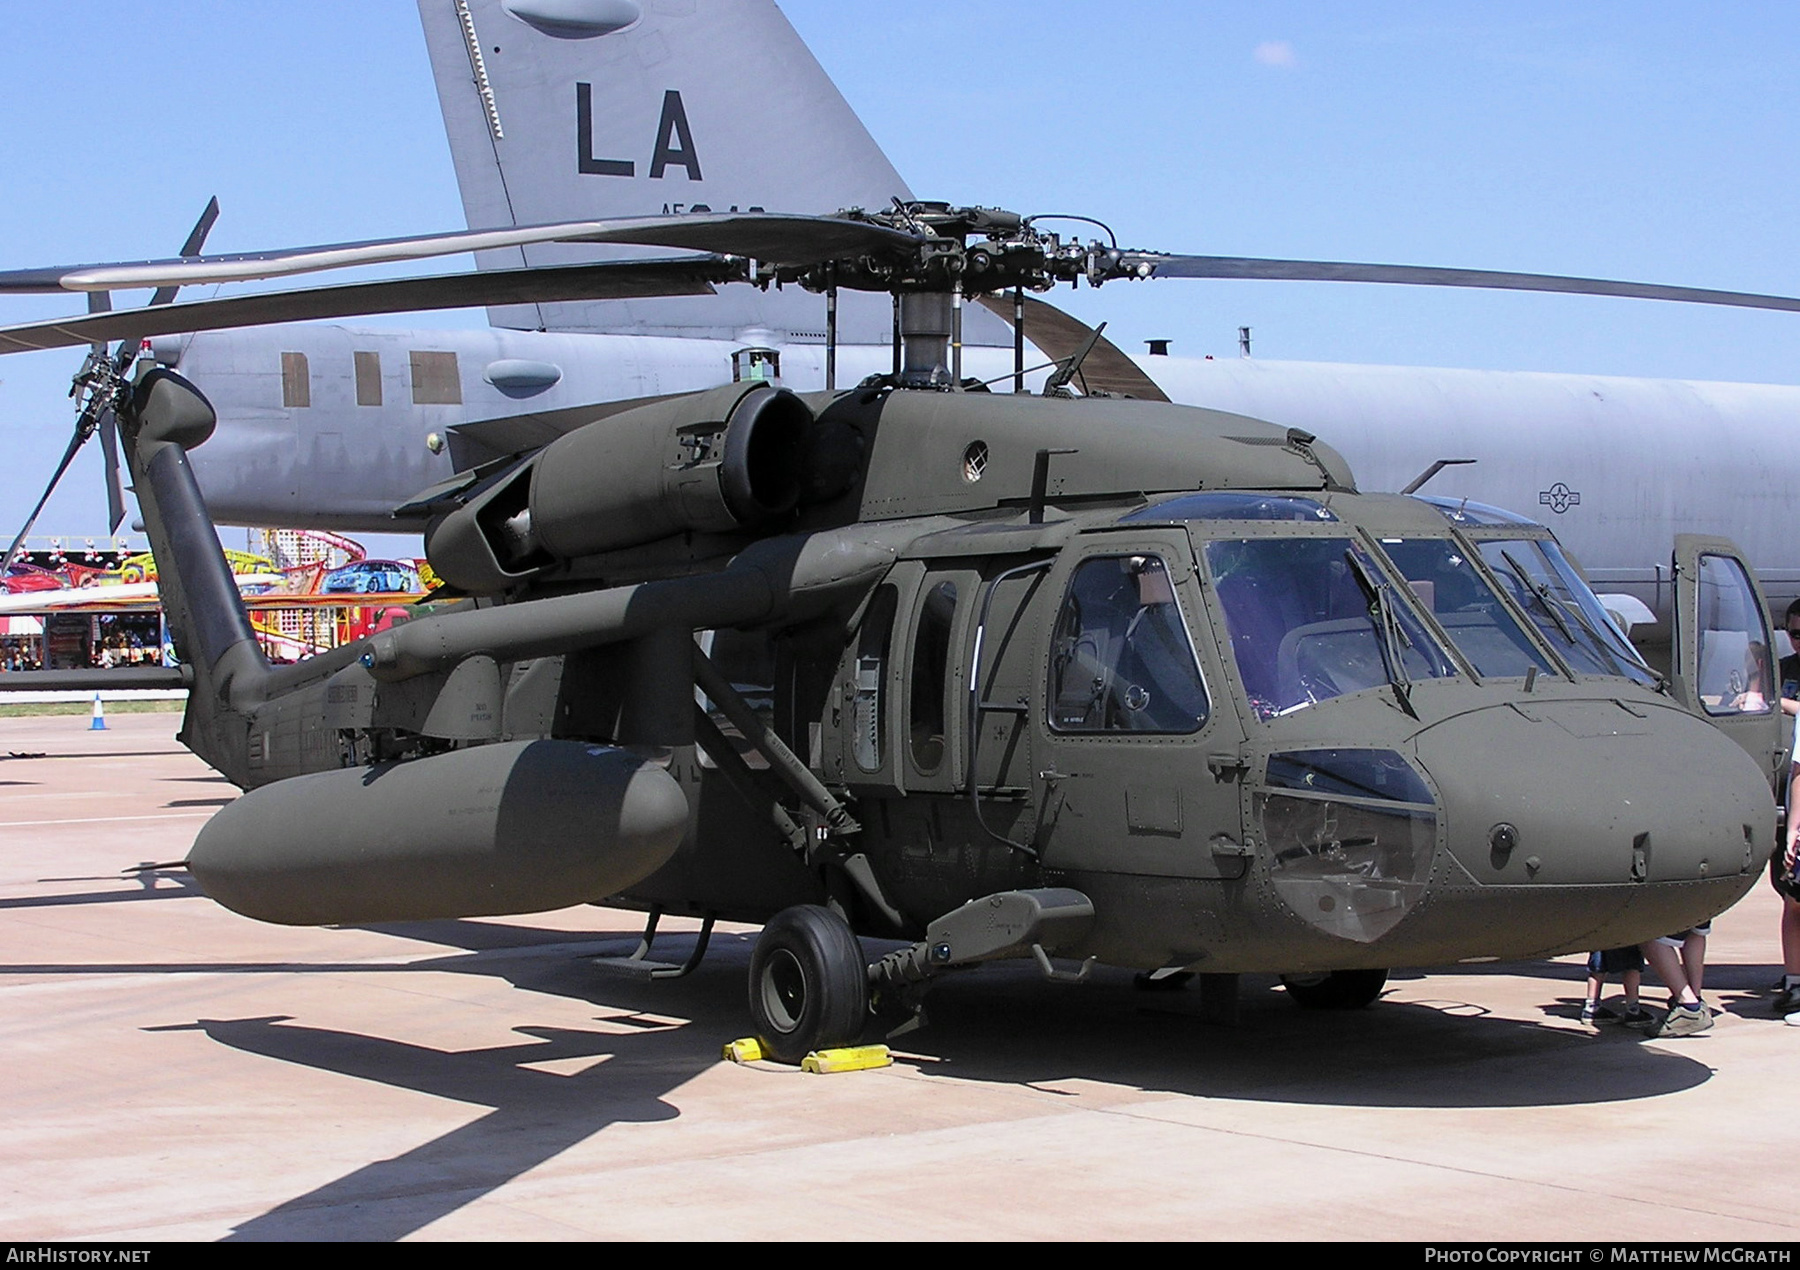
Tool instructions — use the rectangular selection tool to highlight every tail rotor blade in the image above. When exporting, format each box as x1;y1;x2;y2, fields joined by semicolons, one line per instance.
97;408;125;534
4;424;89;570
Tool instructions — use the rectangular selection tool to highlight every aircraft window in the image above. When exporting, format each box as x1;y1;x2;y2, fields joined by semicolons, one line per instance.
1124;492;1336;523
909;581;958;772
852;586;898;771
1258;791;1437;944
1416;496;1539;527
1048;555;1209;733
280;352;310;409
1265;749;1434;805
1694;554;1774;716
410;351;463;405
1204;537;1457;721
354;351;382;407
1376;538;1553;678
1476;540;1657;687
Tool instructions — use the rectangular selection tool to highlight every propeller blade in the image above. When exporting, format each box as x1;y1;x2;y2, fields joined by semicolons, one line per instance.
0;212;920;295
1129;253;1800;314
973;293;1170;401
3;424;88;569
96;408;125;534
0;257;737;355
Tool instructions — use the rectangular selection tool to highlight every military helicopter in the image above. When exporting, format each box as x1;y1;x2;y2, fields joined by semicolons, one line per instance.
0;203;1787;1059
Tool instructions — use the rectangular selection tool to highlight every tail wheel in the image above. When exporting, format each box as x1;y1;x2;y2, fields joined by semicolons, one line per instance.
1280;968;1388;1009
749;904;869;1064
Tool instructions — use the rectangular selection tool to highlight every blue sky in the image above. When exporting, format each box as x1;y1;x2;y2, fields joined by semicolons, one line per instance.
2;2;1798;540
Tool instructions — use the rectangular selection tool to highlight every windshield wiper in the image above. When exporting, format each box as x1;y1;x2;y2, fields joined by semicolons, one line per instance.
1345;549;1418;718
1499;549;1662;688
1547;581;1665;687
1500;549;1576;646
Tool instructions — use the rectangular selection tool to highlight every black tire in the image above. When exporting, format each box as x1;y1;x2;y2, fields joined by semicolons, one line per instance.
749;904;869;1064
1280;968;1388;1009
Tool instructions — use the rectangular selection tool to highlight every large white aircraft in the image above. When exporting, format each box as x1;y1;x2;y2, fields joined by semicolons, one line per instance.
7;1;1797;633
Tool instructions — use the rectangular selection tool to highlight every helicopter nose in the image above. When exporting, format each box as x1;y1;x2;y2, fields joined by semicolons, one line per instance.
1411;698;1771;948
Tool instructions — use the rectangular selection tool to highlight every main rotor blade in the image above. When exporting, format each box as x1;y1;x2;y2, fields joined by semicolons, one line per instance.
0;212;920;294
0;257;734;354
973;293;1170;401
1131;253;1800;314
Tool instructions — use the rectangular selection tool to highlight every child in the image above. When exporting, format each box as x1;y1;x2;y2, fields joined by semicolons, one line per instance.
1583;947;1651;1026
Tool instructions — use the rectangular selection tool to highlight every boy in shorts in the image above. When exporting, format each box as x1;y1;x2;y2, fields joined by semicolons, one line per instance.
1582;947;1650;1025
1638;925;1711;1037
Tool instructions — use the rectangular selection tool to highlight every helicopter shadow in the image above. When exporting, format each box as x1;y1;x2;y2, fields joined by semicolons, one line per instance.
0;871;201;914
145;918;752;1242
154;919;1718;1240
882;961;1714;1111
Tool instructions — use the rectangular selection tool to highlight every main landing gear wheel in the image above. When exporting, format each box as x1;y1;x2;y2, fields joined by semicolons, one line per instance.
749;904;869;1064
1280;968;1389;1009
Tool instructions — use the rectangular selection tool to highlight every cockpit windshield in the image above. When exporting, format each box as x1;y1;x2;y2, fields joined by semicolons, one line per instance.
1204;537;1458;720
1476;538;1658;687
1375;538;1554;679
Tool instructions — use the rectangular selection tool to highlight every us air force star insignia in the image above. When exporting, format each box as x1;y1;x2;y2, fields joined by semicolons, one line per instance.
1538;482;1581;514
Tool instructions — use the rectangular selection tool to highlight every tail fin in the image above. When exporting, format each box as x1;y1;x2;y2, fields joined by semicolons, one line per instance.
419;0;909;342
123;370;270;780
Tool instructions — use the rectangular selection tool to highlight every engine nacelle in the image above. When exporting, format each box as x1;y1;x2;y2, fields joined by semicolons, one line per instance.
427;382;811;593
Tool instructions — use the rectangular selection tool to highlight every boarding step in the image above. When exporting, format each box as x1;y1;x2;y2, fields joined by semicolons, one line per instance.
591;906;715;980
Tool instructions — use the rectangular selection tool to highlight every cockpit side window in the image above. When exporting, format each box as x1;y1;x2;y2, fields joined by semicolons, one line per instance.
1204;537;1458;720
1049;555;1210;734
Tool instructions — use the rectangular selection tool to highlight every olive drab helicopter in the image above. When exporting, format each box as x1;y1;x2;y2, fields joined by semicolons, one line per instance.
0;203;1789;1060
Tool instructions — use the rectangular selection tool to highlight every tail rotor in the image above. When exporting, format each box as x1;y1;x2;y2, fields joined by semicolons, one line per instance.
3;197;219;569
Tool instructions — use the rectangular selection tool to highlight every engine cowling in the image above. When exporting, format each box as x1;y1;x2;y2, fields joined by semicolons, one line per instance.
426;382;811;593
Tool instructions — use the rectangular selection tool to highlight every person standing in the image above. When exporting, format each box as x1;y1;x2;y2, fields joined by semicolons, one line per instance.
1582;946;1651;1026
1780;600;1800;717
1776;689;1800;1020
1636;928;1712;1037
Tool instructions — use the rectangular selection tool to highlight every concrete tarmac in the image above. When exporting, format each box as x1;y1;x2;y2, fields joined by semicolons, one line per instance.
1;712;1796;1243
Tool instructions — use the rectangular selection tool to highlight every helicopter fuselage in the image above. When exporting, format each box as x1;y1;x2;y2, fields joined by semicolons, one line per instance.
148;379;1777;981
623;488;1771;974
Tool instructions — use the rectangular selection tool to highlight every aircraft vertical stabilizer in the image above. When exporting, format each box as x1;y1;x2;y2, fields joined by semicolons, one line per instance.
419;0;980;345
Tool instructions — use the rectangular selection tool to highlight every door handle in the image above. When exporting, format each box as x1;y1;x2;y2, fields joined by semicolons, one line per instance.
1207;752;1250;780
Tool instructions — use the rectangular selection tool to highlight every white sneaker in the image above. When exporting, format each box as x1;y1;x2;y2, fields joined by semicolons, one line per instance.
1785;1011;1800;1027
